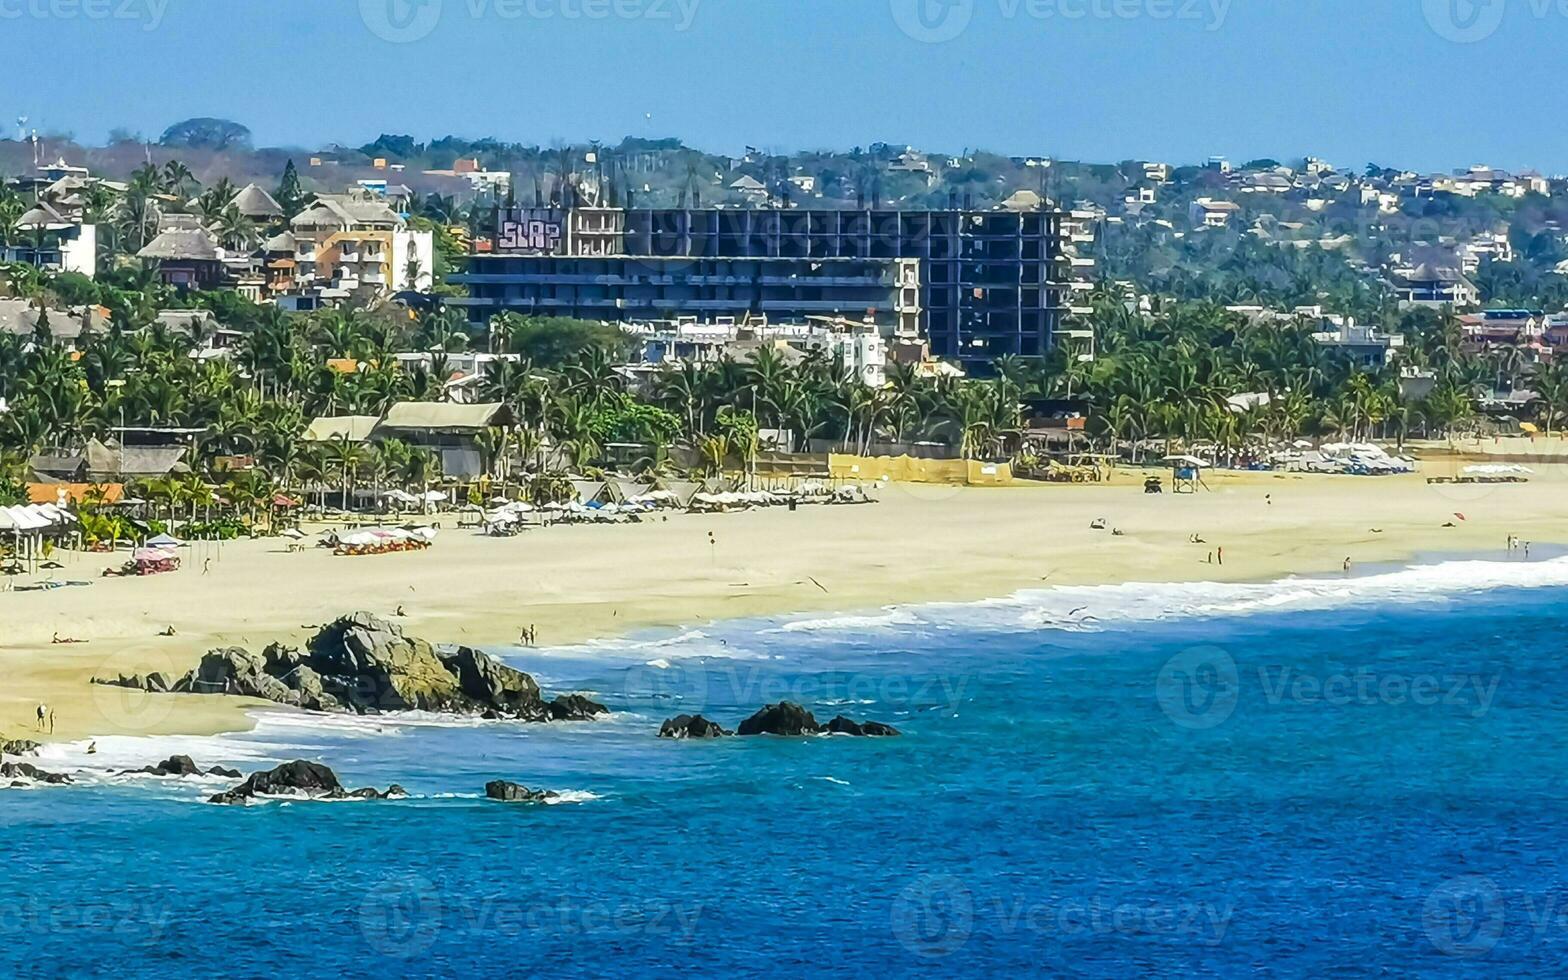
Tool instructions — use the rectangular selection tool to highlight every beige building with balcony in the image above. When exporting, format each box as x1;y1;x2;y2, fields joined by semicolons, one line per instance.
289;192;434;299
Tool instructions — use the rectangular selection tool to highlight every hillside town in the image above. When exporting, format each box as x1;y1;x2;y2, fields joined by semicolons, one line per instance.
2;120;1568;539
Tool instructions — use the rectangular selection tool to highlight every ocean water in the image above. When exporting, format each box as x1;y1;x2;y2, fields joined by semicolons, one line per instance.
6;556;1568;977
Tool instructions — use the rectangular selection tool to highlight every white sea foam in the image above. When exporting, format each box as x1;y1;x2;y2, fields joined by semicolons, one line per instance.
544;789;602;804
766;555;1568;638
772;608;919;633
816;776;851;786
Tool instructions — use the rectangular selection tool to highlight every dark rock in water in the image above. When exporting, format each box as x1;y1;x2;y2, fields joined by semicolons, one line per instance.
658;714;732;739
547;694;609;721
127;755;203;777
1;739;41;757
207;760;401;805
212;760;341;803
736;702;823;736
384;784;407;799
824;715;901;737
0;761;71;785
127;756;252;778
485;780;560;803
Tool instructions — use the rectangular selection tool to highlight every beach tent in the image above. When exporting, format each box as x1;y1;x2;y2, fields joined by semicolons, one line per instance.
569;480;608;505
654;478;704;508
146;533;181;549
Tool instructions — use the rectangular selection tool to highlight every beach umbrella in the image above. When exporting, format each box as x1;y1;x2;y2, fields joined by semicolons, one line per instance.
147;533;181;549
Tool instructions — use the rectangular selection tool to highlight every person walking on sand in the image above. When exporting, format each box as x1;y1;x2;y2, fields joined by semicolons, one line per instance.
1344;557;1352;574
36;703;52;734
1217;547;1224;566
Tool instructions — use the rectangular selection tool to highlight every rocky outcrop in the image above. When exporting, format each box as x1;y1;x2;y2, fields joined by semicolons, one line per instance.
824;715;901;737
437;644;547;720
1;739;41;757
485;780;560;803
547;694;609;721
736;702;823;736
96;613;594;722
124;755;244;778
731;703;902;737
207;760;404;805
1;761;71;785
658;715;732;739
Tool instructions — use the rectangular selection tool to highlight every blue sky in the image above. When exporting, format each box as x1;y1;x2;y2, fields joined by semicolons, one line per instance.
5;0;1564;172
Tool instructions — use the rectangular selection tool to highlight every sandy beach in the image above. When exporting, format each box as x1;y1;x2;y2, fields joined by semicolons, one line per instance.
4;449;1566;743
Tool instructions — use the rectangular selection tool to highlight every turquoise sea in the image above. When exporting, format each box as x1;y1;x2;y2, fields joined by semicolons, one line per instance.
5;555;1567;977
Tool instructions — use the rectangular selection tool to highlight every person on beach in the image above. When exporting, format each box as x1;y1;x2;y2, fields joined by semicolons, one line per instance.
1344;557;1352;574
36;703;52;734
1217;547;1224;566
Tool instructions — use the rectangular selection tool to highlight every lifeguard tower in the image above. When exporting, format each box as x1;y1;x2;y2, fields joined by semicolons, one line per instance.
1163;455;1209;494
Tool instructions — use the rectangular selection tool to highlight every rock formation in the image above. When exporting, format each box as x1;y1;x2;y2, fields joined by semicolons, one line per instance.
96;613;612;722
658;714;732;739
207;760;404;805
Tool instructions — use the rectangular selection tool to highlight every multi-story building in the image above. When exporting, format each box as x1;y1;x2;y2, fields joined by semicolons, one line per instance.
288;192;434;301
1387;251;1480;310
453;204;1091;371
1310;317;1405;369
624;315;889;387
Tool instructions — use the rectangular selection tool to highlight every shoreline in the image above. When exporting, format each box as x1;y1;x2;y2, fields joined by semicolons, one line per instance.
4;466;1568;744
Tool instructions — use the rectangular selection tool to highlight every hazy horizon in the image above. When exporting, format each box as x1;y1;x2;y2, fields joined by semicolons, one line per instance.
3;0;1565;173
